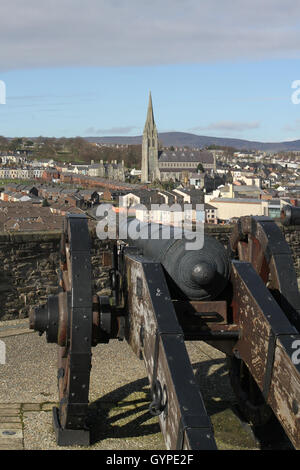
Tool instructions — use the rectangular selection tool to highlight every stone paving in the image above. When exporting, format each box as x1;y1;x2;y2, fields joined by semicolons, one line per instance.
0;319;263;450
0;404;23;450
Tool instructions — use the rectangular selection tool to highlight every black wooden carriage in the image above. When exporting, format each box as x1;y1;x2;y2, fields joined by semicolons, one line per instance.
30;208;300;449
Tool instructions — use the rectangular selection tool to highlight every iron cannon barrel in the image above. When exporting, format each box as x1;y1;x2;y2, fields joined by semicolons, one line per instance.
281;205;300;226
119;218;230;300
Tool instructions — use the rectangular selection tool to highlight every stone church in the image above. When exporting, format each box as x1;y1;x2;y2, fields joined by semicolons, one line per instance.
141;93;215;183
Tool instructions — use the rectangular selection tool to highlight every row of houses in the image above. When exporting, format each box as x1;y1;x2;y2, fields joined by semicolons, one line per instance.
113;186;300;224
0;154;128;184
0;182;295;228
0;190;42;204
0;154;27;165
58;172;141;191
0;167;45;179
0;202;65;232
114;187;218;224
59;160;126;181
130;194;295;225
0;154;56;167
0;183;101;209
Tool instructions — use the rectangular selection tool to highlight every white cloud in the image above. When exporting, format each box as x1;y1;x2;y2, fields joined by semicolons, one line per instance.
283;119;300;132
1;0;300;71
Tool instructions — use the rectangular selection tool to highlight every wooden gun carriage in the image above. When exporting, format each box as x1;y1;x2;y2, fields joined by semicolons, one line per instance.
29;207;300;449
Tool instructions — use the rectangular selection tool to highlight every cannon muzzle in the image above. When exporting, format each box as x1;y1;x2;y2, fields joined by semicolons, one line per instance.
119;218;231;300
281;205;300;226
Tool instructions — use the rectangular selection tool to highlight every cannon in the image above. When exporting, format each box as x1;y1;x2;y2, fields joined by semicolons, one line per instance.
29;213;300;449
118;217;231;301
281;204;300;226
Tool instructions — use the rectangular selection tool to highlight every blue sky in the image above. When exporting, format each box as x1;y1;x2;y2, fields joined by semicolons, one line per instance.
1;0;300;142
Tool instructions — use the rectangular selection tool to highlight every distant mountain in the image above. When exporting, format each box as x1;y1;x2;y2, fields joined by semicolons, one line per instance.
85;132;300;152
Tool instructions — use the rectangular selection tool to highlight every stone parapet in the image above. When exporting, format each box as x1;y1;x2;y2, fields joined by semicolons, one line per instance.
0;222;300;320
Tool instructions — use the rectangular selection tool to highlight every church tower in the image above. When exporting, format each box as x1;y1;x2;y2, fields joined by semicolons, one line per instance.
141;92;160;183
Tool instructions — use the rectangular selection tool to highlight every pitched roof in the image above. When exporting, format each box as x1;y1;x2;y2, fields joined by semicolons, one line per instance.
205;203;217;210
234;185;264;192
158;150;213;163
210;197;263;204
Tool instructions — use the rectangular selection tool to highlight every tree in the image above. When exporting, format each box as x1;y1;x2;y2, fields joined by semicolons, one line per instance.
225;171;233;184
42;198;50;207
197;163;204;173
8;138;23;152
161;179;176;191
0;136;8;150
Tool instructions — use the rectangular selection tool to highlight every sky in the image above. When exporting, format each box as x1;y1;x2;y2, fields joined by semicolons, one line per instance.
1;0;300;142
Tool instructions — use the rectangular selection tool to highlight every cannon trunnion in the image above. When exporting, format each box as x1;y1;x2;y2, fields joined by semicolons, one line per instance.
30;214;300;449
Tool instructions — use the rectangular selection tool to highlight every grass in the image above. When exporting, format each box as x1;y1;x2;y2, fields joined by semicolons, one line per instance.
0;179;38;186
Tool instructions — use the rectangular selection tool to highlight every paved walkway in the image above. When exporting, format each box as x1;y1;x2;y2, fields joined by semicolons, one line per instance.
0;319;261;450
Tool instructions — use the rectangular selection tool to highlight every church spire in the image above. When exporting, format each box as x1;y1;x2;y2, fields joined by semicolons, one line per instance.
141;91;160;183
144;91;155;130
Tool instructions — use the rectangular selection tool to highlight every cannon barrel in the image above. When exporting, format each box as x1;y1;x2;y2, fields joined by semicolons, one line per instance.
280;205;300;226
119;218;230;300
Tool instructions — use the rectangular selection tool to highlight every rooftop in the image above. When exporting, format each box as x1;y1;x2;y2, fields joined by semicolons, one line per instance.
158;149;213;163
210;197;263;204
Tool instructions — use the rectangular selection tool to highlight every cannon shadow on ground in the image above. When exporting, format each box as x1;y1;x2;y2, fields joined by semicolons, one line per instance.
88;377;160;446
192;359;293;450
87;356;293;449
87;358;259;448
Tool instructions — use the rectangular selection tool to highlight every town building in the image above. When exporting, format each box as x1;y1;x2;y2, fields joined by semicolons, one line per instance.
204;203;218;224
141;93;215;183
209;197;269;222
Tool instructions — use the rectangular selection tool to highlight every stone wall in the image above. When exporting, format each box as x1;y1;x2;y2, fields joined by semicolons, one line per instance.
204;224;233;248
205;223;300;277
281;225;300;276
0;222;300;320
0;230;113;321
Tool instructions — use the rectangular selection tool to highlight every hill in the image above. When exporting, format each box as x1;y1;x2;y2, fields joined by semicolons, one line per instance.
85;132;300;152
